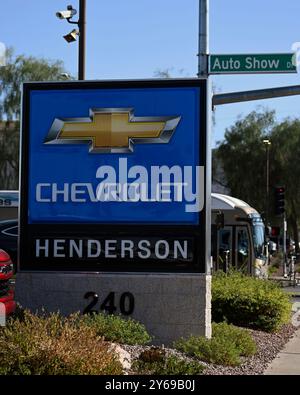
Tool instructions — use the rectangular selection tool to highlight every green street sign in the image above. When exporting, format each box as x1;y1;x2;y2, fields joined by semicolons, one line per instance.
209;53;297;74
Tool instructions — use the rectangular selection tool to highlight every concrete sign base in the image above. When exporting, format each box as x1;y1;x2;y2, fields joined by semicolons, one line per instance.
15;272;211;345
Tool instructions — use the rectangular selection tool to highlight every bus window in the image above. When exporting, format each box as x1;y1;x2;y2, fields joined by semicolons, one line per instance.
218;227;232;272
236;227;250;273
252;223;265;259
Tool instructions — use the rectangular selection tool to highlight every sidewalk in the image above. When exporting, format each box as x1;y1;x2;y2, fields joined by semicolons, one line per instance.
264;328;300;375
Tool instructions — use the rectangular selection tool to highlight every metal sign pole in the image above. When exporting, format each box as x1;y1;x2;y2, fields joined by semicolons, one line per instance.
198;0;212;338
197;0;212;338
199;0;211;274
198;0;209;78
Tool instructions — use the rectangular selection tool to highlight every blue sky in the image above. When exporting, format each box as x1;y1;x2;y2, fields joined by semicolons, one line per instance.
1;0;300;146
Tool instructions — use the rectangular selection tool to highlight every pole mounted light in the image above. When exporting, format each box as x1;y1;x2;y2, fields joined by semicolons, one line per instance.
63;29;79;43
56;1;86;80
262;139;271;145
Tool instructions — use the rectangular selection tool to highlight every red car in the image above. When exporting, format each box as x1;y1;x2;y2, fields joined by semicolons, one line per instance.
0;249;16;316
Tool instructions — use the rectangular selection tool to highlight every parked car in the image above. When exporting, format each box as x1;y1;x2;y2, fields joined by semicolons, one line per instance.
0;249;16;316
0;219;18;268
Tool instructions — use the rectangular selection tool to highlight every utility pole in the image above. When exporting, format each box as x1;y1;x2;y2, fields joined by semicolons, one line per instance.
78;0;86;80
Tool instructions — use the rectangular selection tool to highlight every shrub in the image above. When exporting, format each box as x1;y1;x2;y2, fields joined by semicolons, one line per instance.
212;322;257;357
133;350;204;375
139;347;166;363
82;313;152;345
268;265;278;276
212;271;291;332
0;311;123;375
174;322;256;367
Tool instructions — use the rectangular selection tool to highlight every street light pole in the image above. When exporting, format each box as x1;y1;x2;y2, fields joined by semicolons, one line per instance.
78;0;86;80
56;1;86;80
263;139;271;226
263;139;271;266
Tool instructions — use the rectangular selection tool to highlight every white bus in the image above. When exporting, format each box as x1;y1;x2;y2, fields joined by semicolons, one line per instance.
211;193;267;278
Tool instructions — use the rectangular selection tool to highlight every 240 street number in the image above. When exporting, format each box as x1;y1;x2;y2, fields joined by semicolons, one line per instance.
83;291;135;316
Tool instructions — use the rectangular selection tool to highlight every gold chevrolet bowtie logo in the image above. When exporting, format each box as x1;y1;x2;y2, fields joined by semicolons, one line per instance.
45;108;181;153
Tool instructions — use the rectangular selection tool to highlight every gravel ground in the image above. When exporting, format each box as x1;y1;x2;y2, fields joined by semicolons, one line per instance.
122;323;297;375
202;324;296;375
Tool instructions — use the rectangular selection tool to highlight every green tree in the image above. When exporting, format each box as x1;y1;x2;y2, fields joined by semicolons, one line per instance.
270;119;300;251
215;109;276;215
215;110;300;251
0;48;71;189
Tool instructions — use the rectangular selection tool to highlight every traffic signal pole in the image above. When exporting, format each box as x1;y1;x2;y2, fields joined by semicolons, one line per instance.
274;187;286;277
198;0;209;78
198;0;212;339
283;214;287;277
213;85;300;106
198;0;211;277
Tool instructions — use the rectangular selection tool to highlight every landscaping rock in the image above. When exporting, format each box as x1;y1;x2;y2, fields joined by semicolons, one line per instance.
110;343;132;372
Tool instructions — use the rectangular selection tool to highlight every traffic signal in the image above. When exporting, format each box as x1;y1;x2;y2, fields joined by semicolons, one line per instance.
271;226;280;237
274;186;285;215
215;212;224;230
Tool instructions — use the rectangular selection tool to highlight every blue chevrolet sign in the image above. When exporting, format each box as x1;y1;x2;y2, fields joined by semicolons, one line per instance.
19;79;207;272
